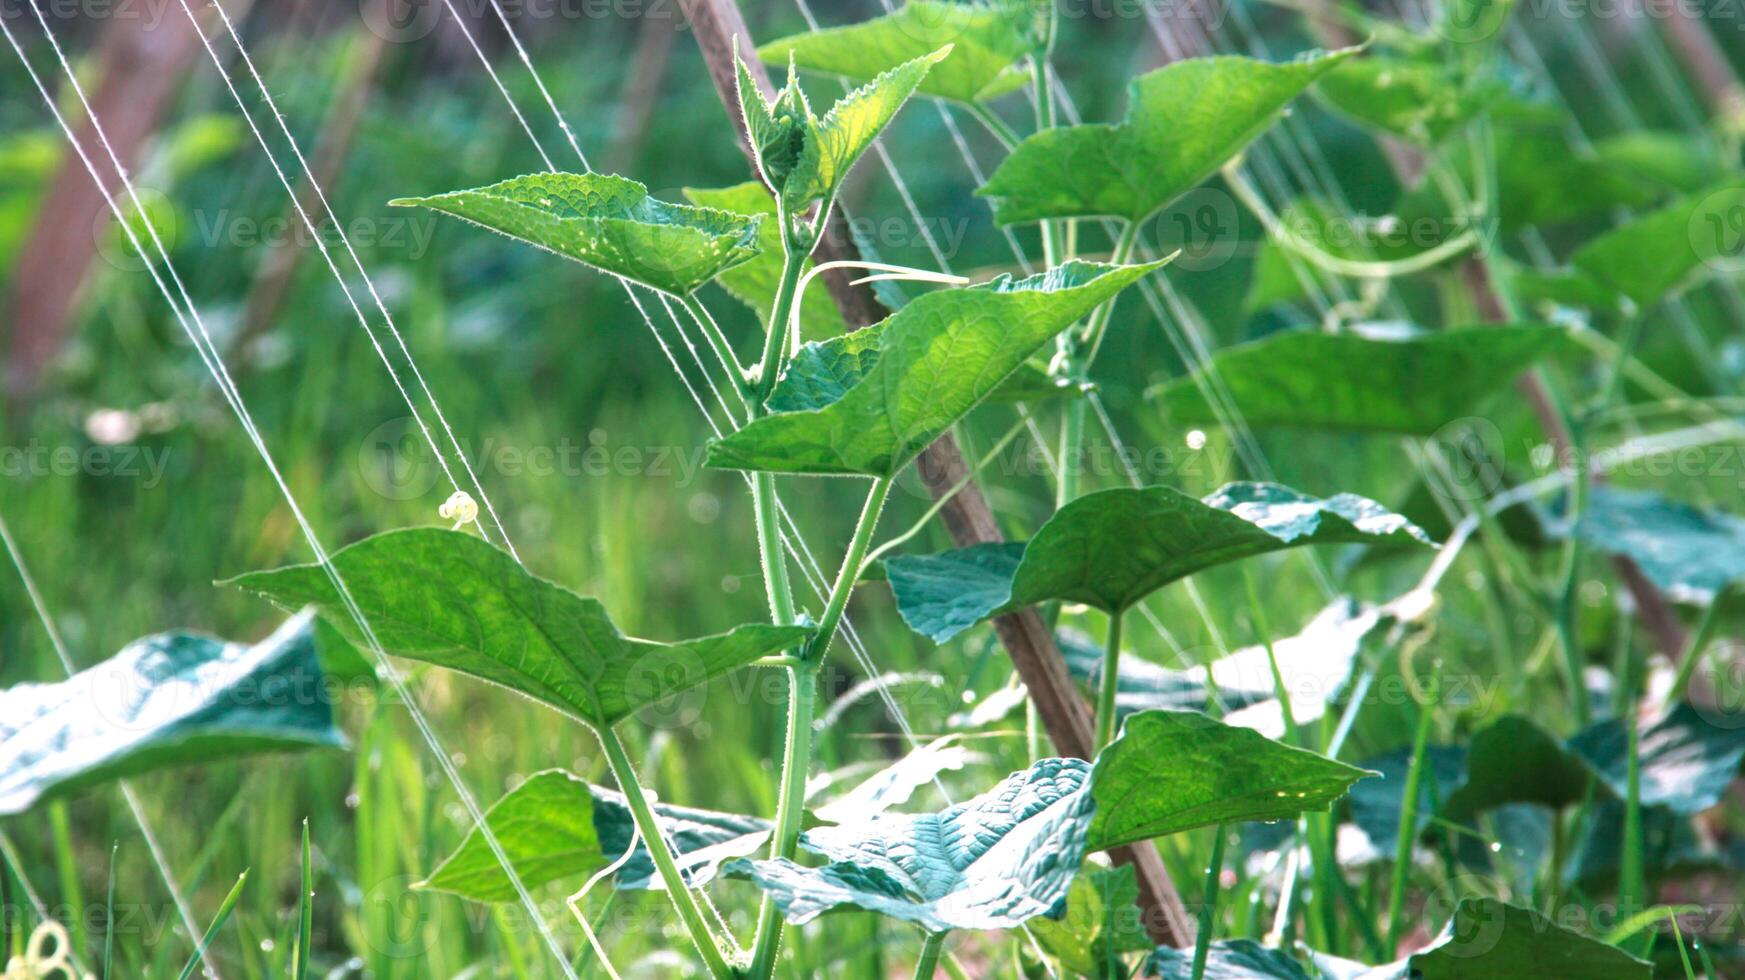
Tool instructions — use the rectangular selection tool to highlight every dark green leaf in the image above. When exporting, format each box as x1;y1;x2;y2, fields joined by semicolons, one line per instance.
683;182;851;340
977;49;1357;225
727;758;1093;932
1571;180;1745;308
757;1;1036;104
1405;898;1651;979
393;173;761;296
224;528;812;729
1569;702;1745;815
1086;710;1374;852
1345;744;1467;854
1149;324;1575;434
0;612;346;816
888;482;1430;642
709;260;1165;477
1554;485;1745;604
1441;716;1597;823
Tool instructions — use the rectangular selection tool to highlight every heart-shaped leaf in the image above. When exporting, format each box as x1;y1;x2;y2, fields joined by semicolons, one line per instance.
977;49;1357;225
1148;324;1576;434
1087;709;1374;852
887;482;1431;643
683;182;850;339
224;528;812;729
726;757;1093;932
1551;485;1745;604
738;48;947;210
1440;715;1597;822
1318;899;1652;979
393;172;761;296
419;769;772;902
1571;179;1745;308
708;259;1166;477
1026;865;1153;978
0;612;346;816
757;1;1037;104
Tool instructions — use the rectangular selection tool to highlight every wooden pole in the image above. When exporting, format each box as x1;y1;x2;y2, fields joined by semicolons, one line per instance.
674;0;1195;947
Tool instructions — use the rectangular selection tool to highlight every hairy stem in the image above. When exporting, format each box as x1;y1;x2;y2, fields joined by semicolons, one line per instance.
749;476;893;979
596;726;735;980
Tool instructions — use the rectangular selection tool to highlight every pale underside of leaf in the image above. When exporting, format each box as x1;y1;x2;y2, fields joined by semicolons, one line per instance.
0;612;345;816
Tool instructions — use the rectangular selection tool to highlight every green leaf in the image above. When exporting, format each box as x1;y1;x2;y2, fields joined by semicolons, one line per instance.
419;771;608;903
1148;324;1576;434
682;182;851;340
739;48;948;210
709;259;1165;477
757;1;1037;104
1404;898;1651;979
1496;125;1717;232
1554;485;1745;604
1151;939;1313;978
419;770;772;902
1316;55;1501;144
811;736;970;824
1086;709;1374;852
1345;744;1467;854
223;528;812;729
1062;599;1383;738
1441;715;1598;822
1571;180;1745;308
977;49;1357;225
0;612;346;816
1026;865;1153;978
888;482;1431;642
392;172;761;296
726;757;1093;932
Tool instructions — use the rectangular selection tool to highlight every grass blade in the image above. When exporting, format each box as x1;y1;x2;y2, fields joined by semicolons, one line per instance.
176;871;247;980
294;819;312;980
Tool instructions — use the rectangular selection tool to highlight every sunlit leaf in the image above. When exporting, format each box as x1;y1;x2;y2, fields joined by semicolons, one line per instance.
1087;710;1374;852
393;172;762;296
888;482;1430;642
1152;939;1313;978
0;612;346;816
1569;701;1745;815
739;48;948;210
757;1;1037;104
224;528;812;729
811;736;970;824
1027;865;1152;978
1148;324;1575;434
709;259;1165;477
726;758;1093;932
1316;55;1501;144
683;182;851;339
977;49;1357;225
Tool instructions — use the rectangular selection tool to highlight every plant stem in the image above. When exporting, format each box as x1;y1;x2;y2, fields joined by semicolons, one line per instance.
756;206;808;401
1621;680;1646;921
1386;663;1440;955
679;291;751;409
1189;826;1228;980
1667;587;1725;707
1094;609;1125;751
913;932;947;980
596;725;734;980
749;476;893;980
